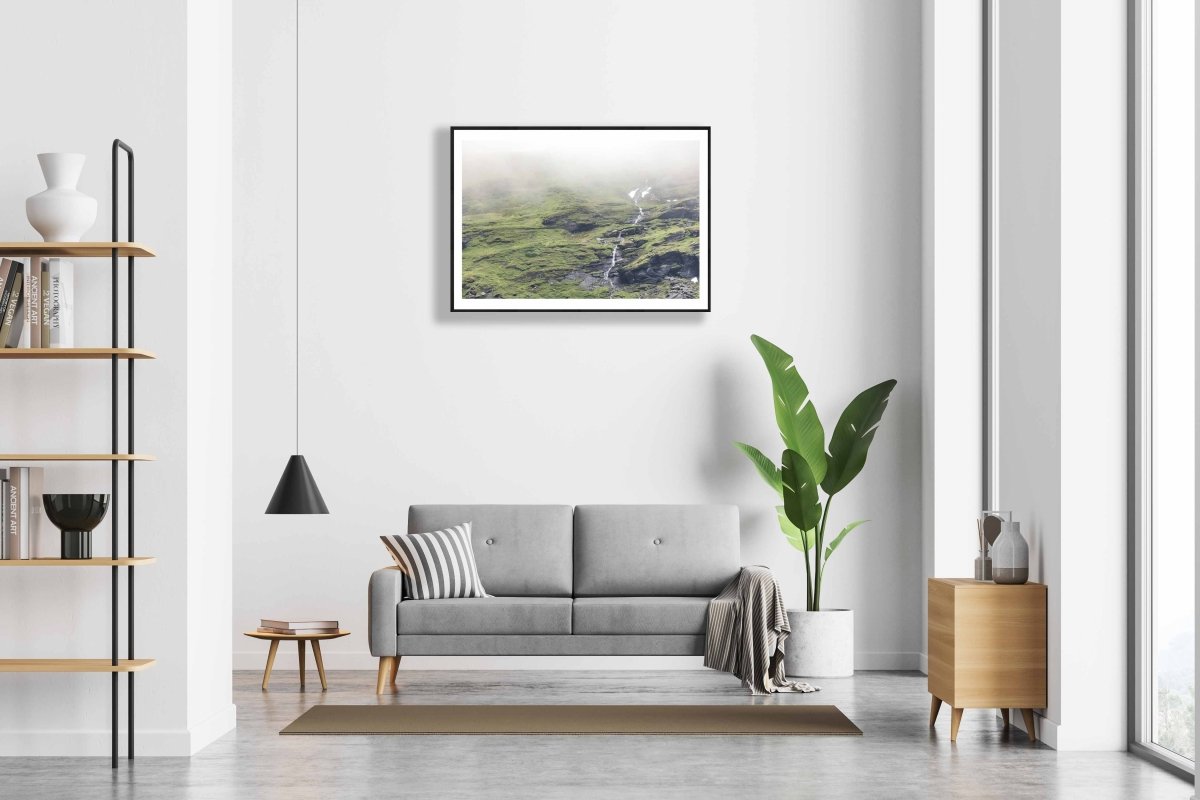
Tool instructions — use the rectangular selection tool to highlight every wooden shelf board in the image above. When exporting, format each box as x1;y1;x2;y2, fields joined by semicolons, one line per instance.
0;557;156;567
0;659;156;673
0;347;156;360
0;453;154;462
0;242;155;258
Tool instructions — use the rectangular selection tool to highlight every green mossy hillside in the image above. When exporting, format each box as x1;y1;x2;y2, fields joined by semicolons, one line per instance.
461;182;701;301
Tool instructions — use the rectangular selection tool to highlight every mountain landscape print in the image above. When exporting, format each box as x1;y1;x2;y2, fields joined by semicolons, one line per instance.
452;127;710;311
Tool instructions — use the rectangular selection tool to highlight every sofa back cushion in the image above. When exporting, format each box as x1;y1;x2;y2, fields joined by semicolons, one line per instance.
573;505;740;597
408;505;573;597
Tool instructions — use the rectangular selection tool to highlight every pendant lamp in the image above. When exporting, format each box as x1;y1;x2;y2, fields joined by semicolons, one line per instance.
266;0;329;515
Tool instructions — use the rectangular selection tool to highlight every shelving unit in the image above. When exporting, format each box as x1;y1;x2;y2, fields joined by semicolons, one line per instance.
0;140;153;768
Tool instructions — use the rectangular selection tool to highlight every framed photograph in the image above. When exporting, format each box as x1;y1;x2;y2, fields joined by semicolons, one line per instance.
451;126;710;311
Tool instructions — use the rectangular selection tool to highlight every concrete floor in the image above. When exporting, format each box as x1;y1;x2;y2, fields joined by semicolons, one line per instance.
0;669;1192;799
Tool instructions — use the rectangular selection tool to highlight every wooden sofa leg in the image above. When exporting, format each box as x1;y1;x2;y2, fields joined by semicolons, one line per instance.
390;655;400;687
377;657;397;694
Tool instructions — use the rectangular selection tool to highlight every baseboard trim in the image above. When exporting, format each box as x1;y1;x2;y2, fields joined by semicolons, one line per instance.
234;650;925;672
994;708;1059;750
0;703;237;757
234;651;708;671
1029;711;1059;749
918;652;929;675
188;703;237;755
854;651;924;671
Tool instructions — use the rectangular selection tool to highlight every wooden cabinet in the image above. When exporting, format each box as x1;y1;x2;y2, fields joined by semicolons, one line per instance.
927;578;1047;742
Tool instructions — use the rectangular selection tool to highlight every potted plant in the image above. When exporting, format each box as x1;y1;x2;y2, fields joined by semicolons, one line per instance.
735;334;896;677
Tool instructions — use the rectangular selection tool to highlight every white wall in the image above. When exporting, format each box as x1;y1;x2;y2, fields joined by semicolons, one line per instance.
995;0;1063;737
232;0;926;671
993;0;1128;750
0;0;234;756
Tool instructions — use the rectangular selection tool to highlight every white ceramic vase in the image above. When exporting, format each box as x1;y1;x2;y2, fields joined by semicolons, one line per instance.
991;520;1030;584
26;153;97;242
784;608;854;677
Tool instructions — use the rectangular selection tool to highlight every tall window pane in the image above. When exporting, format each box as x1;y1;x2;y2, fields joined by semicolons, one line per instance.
1148;0;1196;765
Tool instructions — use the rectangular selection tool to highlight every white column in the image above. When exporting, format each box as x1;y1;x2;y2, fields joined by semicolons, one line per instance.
1057;0;1128;751
920;0;985;673
185;0;236;753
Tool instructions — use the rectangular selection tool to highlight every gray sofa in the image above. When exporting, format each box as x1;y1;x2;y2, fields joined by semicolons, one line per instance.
369;504;740;692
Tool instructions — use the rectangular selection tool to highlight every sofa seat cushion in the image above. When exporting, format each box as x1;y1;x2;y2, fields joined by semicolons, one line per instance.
572;596;711;635
397;597;572;635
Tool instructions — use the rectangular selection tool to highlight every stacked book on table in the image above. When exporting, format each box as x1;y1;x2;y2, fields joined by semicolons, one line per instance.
257;619;339;635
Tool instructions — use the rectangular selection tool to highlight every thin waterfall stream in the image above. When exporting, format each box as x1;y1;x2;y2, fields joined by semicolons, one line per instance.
604;186;651;290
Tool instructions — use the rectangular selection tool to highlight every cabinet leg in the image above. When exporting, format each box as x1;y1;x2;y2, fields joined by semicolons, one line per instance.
261;640;279;690
1001;708;1010;729
1020;708;1037;742
297;640;306;690
950;707;964;742
377;656;397;694
312;640;328;690
930;695;943;727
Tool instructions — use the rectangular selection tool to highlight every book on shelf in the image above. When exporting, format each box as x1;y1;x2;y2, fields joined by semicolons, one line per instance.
47;259;74;348
3;468;18;558
19;257;41;348
5;283;24;348
0;259;15;333
39;259;50;345
259;619;339;632
4;467;44;560
0;260;23;347
0;471;7;559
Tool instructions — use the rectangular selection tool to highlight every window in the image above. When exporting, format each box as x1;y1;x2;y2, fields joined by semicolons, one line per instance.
1133;0;1196;774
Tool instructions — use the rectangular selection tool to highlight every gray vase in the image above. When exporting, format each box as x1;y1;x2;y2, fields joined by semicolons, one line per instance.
991;521;1029;584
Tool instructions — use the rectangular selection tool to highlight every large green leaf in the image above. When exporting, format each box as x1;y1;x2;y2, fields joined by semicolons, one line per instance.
777;506;814;552
821;379;898;496
782;448;823;534
823;519;868;560
734;442;782;497
751;335;827;483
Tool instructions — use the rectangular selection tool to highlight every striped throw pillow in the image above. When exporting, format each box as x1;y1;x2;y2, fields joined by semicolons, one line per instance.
380;523;490;600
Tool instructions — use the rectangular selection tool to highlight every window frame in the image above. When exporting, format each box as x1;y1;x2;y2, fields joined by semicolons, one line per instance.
1129;0;1196;780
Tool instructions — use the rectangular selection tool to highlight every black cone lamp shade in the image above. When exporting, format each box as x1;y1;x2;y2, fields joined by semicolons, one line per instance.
265;455;329;514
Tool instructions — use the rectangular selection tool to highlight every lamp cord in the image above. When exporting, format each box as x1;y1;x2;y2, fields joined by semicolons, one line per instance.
295;0;300;456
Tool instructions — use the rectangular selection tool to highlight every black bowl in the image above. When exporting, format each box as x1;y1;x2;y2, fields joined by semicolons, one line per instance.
43;494;110;533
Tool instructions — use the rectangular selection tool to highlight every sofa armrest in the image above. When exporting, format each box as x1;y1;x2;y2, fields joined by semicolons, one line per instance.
368;566;404;657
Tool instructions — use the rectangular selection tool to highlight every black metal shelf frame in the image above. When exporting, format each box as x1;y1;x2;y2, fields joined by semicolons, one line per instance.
111;139;137;768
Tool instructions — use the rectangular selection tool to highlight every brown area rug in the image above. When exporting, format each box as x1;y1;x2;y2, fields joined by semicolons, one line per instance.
280;704;862;736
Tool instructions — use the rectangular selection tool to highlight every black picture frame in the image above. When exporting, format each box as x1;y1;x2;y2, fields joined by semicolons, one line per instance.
450;126;711;312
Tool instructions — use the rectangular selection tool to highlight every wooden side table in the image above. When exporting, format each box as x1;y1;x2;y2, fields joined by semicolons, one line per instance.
928;579;1046;742
243;630;350;691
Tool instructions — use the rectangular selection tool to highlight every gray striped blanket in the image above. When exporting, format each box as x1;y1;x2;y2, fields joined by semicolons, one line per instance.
704;566;819;695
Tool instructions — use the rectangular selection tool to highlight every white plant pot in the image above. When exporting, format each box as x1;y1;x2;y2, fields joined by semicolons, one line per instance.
784;608;854;678
26;153;97;242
